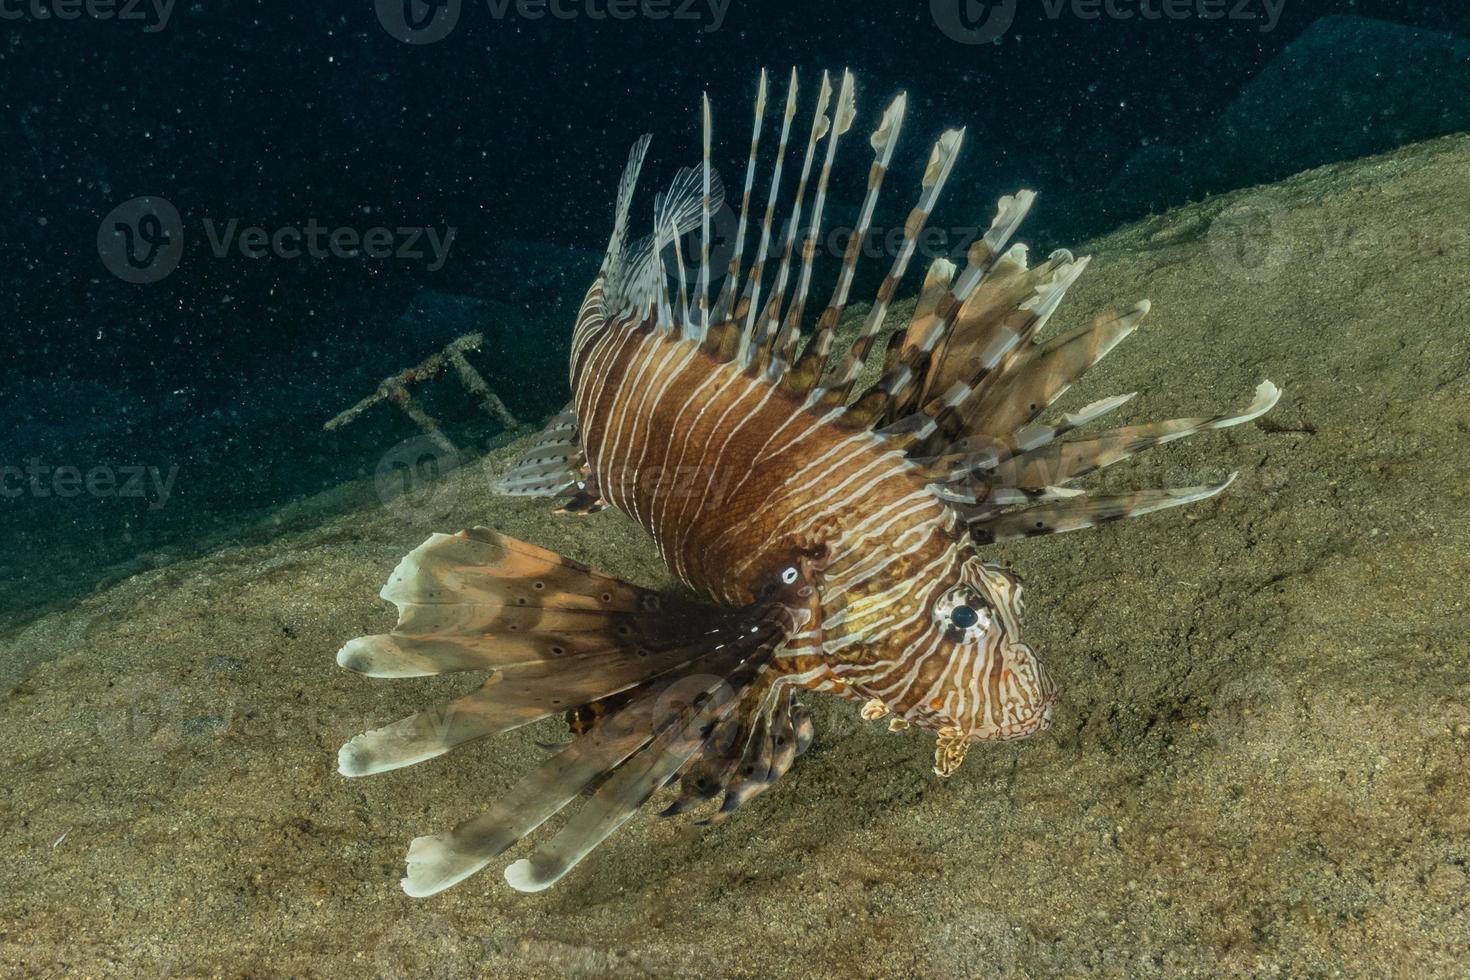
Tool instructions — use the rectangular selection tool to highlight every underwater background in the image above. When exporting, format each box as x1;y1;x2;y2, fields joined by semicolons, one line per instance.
3;0;1470;976
4;0;1469;626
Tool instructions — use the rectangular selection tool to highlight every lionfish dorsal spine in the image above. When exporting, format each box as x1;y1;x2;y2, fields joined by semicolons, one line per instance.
791;89;908;397
813;126;968;407
751;69;833;377
770;69;856;375
671;208;691;333
697;92;714;342
848;190;1040;433
576;67;1279;546
737;68;800;367
707;67;766;332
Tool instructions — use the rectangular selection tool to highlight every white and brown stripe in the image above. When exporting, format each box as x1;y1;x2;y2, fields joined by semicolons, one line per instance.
568;279;1049;751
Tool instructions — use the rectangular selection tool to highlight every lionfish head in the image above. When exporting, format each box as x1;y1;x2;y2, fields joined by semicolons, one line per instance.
833;551;1057;778
925;557;1057;773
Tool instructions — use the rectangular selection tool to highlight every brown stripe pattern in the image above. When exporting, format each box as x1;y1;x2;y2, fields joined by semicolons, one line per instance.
568;267;1054;775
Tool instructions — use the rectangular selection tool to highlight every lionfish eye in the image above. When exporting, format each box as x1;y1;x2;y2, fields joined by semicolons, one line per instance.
936;585;991;636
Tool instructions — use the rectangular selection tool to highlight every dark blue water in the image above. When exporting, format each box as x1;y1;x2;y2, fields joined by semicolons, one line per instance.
3;0;1467;620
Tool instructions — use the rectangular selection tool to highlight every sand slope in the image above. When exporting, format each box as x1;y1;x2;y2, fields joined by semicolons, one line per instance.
2;134;1468;978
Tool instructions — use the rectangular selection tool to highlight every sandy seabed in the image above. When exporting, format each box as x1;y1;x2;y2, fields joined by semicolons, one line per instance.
2;134;1468;978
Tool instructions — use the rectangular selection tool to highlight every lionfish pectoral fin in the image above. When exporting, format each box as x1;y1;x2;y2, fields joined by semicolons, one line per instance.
409;616;794;896
498;651;775;893
336;526;693;773
950;380;1280;540
334;527;802;895
492;405;586;499
1000;380;1282;487
969;473;1240;544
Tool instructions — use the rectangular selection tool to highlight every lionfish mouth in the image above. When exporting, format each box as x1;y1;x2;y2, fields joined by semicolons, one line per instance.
933;703;1055;777
995;699;1056;741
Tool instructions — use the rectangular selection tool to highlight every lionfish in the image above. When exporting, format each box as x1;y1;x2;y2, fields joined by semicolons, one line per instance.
336;69;1279;895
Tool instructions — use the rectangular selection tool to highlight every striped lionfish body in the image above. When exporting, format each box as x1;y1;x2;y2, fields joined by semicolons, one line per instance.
570;275;1049;749
337;69;1280;895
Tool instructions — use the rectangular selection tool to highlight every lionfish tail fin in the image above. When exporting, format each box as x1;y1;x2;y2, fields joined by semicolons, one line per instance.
335;528;804;895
